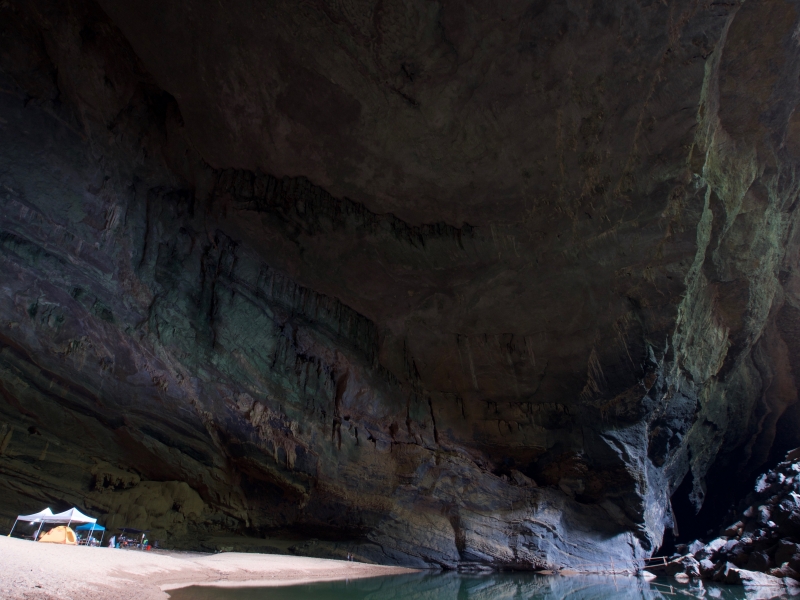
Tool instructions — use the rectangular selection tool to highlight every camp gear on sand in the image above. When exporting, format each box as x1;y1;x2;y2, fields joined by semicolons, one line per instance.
38;526;77;545
75;523;106;545
118;527;150;549
34;507;97;541
15;507;98;541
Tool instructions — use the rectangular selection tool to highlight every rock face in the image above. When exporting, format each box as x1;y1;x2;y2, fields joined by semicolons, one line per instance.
658;448;800;595
1;0;800;570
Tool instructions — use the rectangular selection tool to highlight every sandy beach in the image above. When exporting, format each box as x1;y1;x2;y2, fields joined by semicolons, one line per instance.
0;536;416;599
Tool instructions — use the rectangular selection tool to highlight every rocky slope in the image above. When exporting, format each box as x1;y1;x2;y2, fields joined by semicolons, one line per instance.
655;448;800;596
1;0;800;570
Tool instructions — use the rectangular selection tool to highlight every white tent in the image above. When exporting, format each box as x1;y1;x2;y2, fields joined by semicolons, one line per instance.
33;508;97;541
7;508;53;538
17;508;54;522
41;508;96;525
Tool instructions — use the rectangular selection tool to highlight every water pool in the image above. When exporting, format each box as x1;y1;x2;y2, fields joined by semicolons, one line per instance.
166;572;757;599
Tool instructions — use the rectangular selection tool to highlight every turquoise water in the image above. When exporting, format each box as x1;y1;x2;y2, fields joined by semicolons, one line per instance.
166;572;753;599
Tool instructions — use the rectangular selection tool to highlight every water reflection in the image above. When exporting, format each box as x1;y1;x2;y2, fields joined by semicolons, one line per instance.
167;572;762;600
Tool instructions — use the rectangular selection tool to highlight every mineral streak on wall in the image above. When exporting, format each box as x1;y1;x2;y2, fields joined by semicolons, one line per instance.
1;0;800;570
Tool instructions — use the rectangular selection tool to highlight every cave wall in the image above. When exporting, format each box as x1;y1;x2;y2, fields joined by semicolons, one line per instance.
1;0;800;569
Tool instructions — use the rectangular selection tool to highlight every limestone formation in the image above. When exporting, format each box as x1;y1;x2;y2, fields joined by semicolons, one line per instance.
1;0;800;570
663;448;800;593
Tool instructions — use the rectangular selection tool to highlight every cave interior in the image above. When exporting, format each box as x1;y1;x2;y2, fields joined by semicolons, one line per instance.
1;0;800;570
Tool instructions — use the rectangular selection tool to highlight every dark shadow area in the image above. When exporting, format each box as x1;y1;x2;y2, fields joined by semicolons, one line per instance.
662;456;776;554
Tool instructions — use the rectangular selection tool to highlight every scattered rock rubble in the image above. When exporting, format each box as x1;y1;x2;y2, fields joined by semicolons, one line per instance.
652;448;800;595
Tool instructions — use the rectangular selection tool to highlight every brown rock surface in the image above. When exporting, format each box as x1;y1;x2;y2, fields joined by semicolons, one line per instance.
1;0;800;570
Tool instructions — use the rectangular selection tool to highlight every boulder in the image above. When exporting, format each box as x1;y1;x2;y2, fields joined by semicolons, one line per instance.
713;562;735;583
696;538;728;561
732;549;751;568
723;521;745;538
699;559;717;577
681;556;701;579
747;551;773;572
775;541;800;567
723;539;740;554
687;540;705;556
666;555;700;578
726;567;799;595
769;564;800;580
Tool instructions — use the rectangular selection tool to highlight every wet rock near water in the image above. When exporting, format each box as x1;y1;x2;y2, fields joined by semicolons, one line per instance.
663;449;800;594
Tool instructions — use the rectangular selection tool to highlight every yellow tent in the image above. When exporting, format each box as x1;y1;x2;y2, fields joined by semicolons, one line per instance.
38;526;77;545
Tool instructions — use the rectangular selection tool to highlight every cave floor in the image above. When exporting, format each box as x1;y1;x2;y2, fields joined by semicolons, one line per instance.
0;536;413;600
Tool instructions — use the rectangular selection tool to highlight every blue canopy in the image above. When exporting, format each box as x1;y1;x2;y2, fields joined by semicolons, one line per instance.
75;523;105;531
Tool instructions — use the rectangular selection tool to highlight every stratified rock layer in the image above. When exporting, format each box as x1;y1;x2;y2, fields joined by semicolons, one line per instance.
1;0;800;569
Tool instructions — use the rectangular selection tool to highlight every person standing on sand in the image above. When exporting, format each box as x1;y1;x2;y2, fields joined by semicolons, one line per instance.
107;535;116;548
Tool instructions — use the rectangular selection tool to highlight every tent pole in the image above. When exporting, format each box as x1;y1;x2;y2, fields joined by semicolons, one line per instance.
88;523;96;546
7;518;18;537
34;520;44;541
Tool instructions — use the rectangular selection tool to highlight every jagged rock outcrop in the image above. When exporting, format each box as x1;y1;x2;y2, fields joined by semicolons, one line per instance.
1;0;800;570
653;448;800;596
